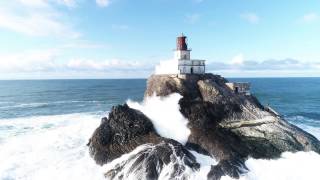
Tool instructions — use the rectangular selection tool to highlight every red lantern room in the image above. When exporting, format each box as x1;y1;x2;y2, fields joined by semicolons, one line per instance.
176;33;188;51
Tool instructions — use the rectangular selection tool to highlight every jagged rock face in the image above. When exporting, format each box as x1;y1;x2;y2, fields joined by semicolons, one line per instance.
104;140;200;180
208;158;248;180
88;104;163;165
145;74;227;100
88;104;200;179
145;74;320;179
89;73;320;180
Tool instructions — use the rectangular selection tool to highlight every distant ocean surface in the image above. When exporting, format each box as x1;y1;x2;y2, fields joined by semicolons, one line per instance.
0;78;320;180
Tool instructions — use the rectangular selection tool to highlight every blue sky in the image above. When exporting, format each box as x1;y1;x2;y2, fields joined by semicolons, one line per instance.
0;0;319;79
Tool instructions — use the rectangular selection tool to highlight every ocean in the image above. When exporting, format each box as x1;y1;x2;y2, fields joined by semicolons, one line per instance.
0;78;319;180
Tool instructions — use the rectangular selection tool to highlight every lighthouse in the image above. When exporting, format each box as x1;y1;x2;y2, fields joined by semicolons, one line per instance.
175;34;205;74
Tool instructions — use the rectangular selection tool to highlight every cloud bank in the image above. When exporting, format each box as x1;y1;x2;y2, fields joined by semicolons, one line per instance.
0;1;80;38
0;0;112;38
205;54;320;77
0;50;319;79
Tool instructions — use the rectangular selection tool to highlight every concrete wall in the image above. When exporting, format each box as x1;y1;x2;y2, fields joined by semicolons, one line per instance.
178;60;205;74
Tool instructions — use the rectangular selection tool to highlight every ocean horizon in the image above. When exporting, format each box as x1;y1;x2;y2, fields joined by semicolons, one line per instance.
1;76;320;80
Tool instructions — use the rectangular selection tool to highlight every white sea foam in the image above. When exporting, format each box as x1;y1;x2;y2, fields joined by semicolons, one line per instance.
101;144;218;180
219;125;320;180
1;107;320;180
188;151;218;180
127;93;190;145
155;59;179;74
220;151;320;180
0;113;105;180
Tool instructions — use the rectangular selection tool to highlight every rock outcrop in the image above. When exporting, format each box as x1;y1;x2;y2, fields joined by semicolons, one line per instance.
89;73;320;180
88;104;200;179
88;104;162;165
104;140;200;180
145;74;320;179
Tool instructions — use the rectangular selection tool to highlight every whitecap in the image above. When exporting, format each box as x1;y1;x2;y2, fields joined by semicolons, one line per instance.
0;113;105;180
127;93;190;145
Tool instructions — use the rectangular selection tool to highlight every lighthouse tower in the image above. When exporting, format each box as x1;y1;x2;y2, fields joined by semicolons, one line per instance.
174;34;191;60
175;34;205;74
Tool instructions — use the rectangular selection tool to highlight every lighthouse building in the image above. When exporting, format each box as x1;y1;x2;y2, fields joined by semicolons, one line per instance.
175;34;205;74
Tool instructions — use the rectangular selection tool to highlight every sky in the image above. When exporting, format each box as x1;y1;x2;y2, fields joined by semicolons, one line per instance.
0;0;319;79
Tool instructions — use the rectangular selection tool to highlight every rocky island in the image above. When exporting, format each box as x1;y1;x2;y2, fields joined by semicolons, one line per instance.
88;35;320;179
88;73;320;180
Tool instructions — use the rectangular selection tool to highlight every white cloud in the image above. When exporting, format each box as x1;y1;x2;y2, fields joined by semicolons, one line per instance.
207;56;320;72
67;59;144;71
17;0;49;7
56;0;77;7
206;57;320;77
185;13;201;24
230;54;244;65
1;50;320;79
1;43;319;79
0;50;150;75
301;13;318;23
111;24;129;30
17;0;76;8
0;49;59;73
61;41;109;49
96;0;111;7
241;12;260;24
0;1;80;38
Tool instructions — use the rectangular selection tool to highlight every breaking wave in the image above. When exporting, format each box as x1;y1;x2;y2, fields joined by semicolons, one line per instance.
0;100;319;180
154;59;179;74
223;151;320;180
0;113;105;180
127;93;190;145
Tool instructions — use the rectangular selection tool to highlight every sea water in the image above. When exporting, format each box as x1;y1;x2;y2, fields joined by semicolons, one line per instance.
0;78;319;180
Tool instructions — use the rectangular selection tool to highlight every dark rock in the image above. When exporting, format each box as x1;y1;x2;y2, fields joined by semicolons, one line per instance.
88;104;163;165
88;73;320;180
145;73;320;178
104;140;200;180
207;159;248;180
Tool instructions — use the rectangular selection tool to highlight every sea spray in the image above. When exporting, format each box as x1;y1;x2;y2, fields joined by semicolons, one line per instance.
155;59;179;74
224;151;320;180
1;112;320;180
0;113;105;180
127;93;190;145
102;143;218;180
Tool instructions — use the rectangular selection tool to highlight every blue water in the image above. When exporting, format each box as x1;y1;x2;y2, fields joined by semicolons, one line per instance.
230;78;320;128
0;78;319;180
0;78;319;127
0;80;145;119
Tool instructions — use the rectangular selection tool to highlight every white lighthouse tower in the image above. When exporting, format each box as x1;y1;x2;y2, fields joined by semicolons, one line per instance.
175;34;205;74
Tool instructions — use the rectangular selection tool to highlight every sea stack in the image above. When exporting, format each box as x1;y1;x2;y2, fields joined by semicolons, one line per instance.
88;34;320;180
